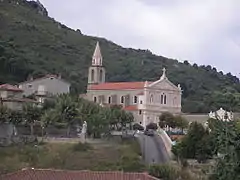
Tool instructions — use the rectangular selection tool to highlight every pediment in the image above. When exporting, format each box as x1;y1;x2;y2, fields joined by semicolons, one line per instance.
149;79;179;91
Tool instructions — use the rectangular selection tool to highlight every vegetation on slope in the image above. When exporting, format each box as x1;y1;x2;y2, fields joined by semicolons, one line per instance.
1;0;240;113
0;140;144;174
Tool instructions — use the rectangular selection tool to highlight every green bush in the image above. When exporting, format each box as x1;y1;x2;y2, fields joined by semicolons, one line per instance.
72;142;92;152
148;164;178;180
120;155;145;172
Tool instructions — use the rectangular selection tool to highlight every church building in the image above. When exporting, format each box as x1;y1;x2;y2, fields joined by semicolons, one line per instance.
85;42;182;127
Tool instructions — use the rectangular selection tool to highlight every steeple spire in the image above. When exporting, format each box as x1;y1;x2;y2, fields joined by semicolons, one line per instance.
92;41;102;66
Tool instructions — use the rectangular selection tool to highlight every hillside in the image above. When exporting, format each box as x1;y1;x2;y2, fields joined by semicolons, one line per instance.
0;0;240;113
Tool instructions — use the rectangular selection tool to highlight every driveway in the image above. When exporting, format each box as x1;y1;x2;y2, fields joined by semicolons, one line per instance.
137;133;170;165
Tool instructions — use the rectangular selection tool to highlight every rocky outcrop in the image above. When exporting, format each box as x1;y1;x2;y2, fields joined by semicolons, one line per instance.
27;0;48;16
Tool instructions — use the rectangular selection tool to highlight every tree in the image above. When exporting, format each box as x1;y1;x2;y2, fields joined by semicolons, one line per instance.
0;105;10;124
146;123;158;130
8;110;24;125
209;119;240;179
159;112;175;128
23;103;42;135
172;122;213;160
55;94;79;136
174;115;188;133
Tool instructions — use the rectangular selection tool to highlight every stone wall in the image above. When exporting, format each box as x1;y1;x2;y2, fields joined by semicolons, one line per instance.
182;112;240;124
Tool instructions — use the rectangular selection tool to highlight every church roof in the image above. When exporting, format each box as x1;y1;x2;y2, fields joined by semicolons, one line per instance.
88;82;151;90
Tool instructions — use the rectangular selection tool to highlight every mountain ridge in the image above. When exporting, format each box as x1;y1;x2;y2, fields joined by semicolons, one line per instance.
0;0;240;113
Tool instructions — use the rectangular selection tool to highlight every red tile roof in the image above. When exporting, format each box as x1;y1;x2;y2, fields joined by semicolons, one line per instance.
0;84;23;92
1;98;38;103
88;82;151;90
123;105;138;111
1;169;159;180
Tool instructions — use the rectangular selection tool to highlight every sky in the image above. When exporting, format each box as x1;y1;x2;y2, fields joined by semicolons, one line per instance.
40;0;240;76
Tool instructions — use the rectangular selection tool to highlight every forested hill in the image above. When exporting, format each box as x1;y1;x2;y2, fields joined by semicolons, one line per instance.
0;0;240;113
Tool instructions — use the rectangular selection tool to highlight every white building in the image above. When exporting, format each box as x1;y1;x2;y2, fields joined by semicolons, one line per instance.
84;42;182;127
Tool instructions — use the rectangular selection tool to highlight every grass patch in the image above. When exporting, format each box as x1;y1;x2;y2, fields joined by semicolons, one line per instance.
72;142;93;152
0;139;145;174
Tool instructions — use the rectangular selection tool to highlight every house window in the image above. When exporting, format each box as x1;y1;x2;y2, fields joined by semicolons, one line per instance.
133;96;138;104
139;110;142;115
160;95;163;104
120;96;124;103
28;84;32;88
108;96;112;104
140;100;143;104
140;122;142;124
150;94;153;103
164;95;167;104
50;77;54;80
93;96;97;103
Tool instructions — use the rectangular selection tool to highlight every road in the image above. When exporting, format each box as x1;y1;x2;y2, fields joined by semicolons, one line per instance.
137;132;170;165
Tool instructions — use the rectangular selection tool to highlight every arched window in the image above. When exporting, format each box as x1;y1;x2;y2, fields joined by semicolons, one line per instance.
160;95;163;104
150;94;153;103
99;69;103;82
120;96;124;103
93;96;97;103
134;96;138;104
108;96;112;104
91;69;95;81
164;95;167;104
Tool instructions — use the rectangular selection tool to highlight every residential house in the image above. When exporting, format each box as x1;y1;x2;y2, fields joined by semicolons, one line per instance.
18;74;70;103
1;168;159;180
0;84;36;110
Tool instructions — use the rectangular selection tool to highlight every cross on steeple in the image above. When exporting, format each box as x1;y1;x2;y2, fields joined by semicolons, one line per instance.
162;68;166;75
160;68;167;80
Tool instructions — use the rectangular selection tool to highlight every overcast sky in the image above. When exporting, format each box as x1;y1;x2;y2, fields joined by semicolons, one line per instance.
40;0;240;76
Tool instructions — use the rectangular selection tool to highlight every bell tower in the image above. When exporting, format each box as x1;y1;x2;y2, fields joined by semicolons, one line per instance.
88;41;106;85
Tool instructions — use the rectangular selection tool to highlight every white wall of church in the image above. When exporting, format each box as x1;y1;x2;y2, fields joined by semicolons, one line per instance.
87;89;143;105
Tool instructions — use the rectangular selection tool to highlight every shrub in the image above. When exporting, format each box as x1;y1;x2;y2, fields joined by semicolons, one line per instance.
120;155;145;172
148;164;178;180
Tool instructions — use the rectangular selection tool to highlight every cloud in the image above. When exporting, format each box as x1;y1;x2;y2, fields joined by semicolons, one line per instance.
40;0;240;75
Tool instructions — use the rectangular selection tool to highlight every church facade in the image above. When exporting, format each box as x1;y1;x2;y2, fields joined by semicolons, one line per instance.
85;42;182;127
